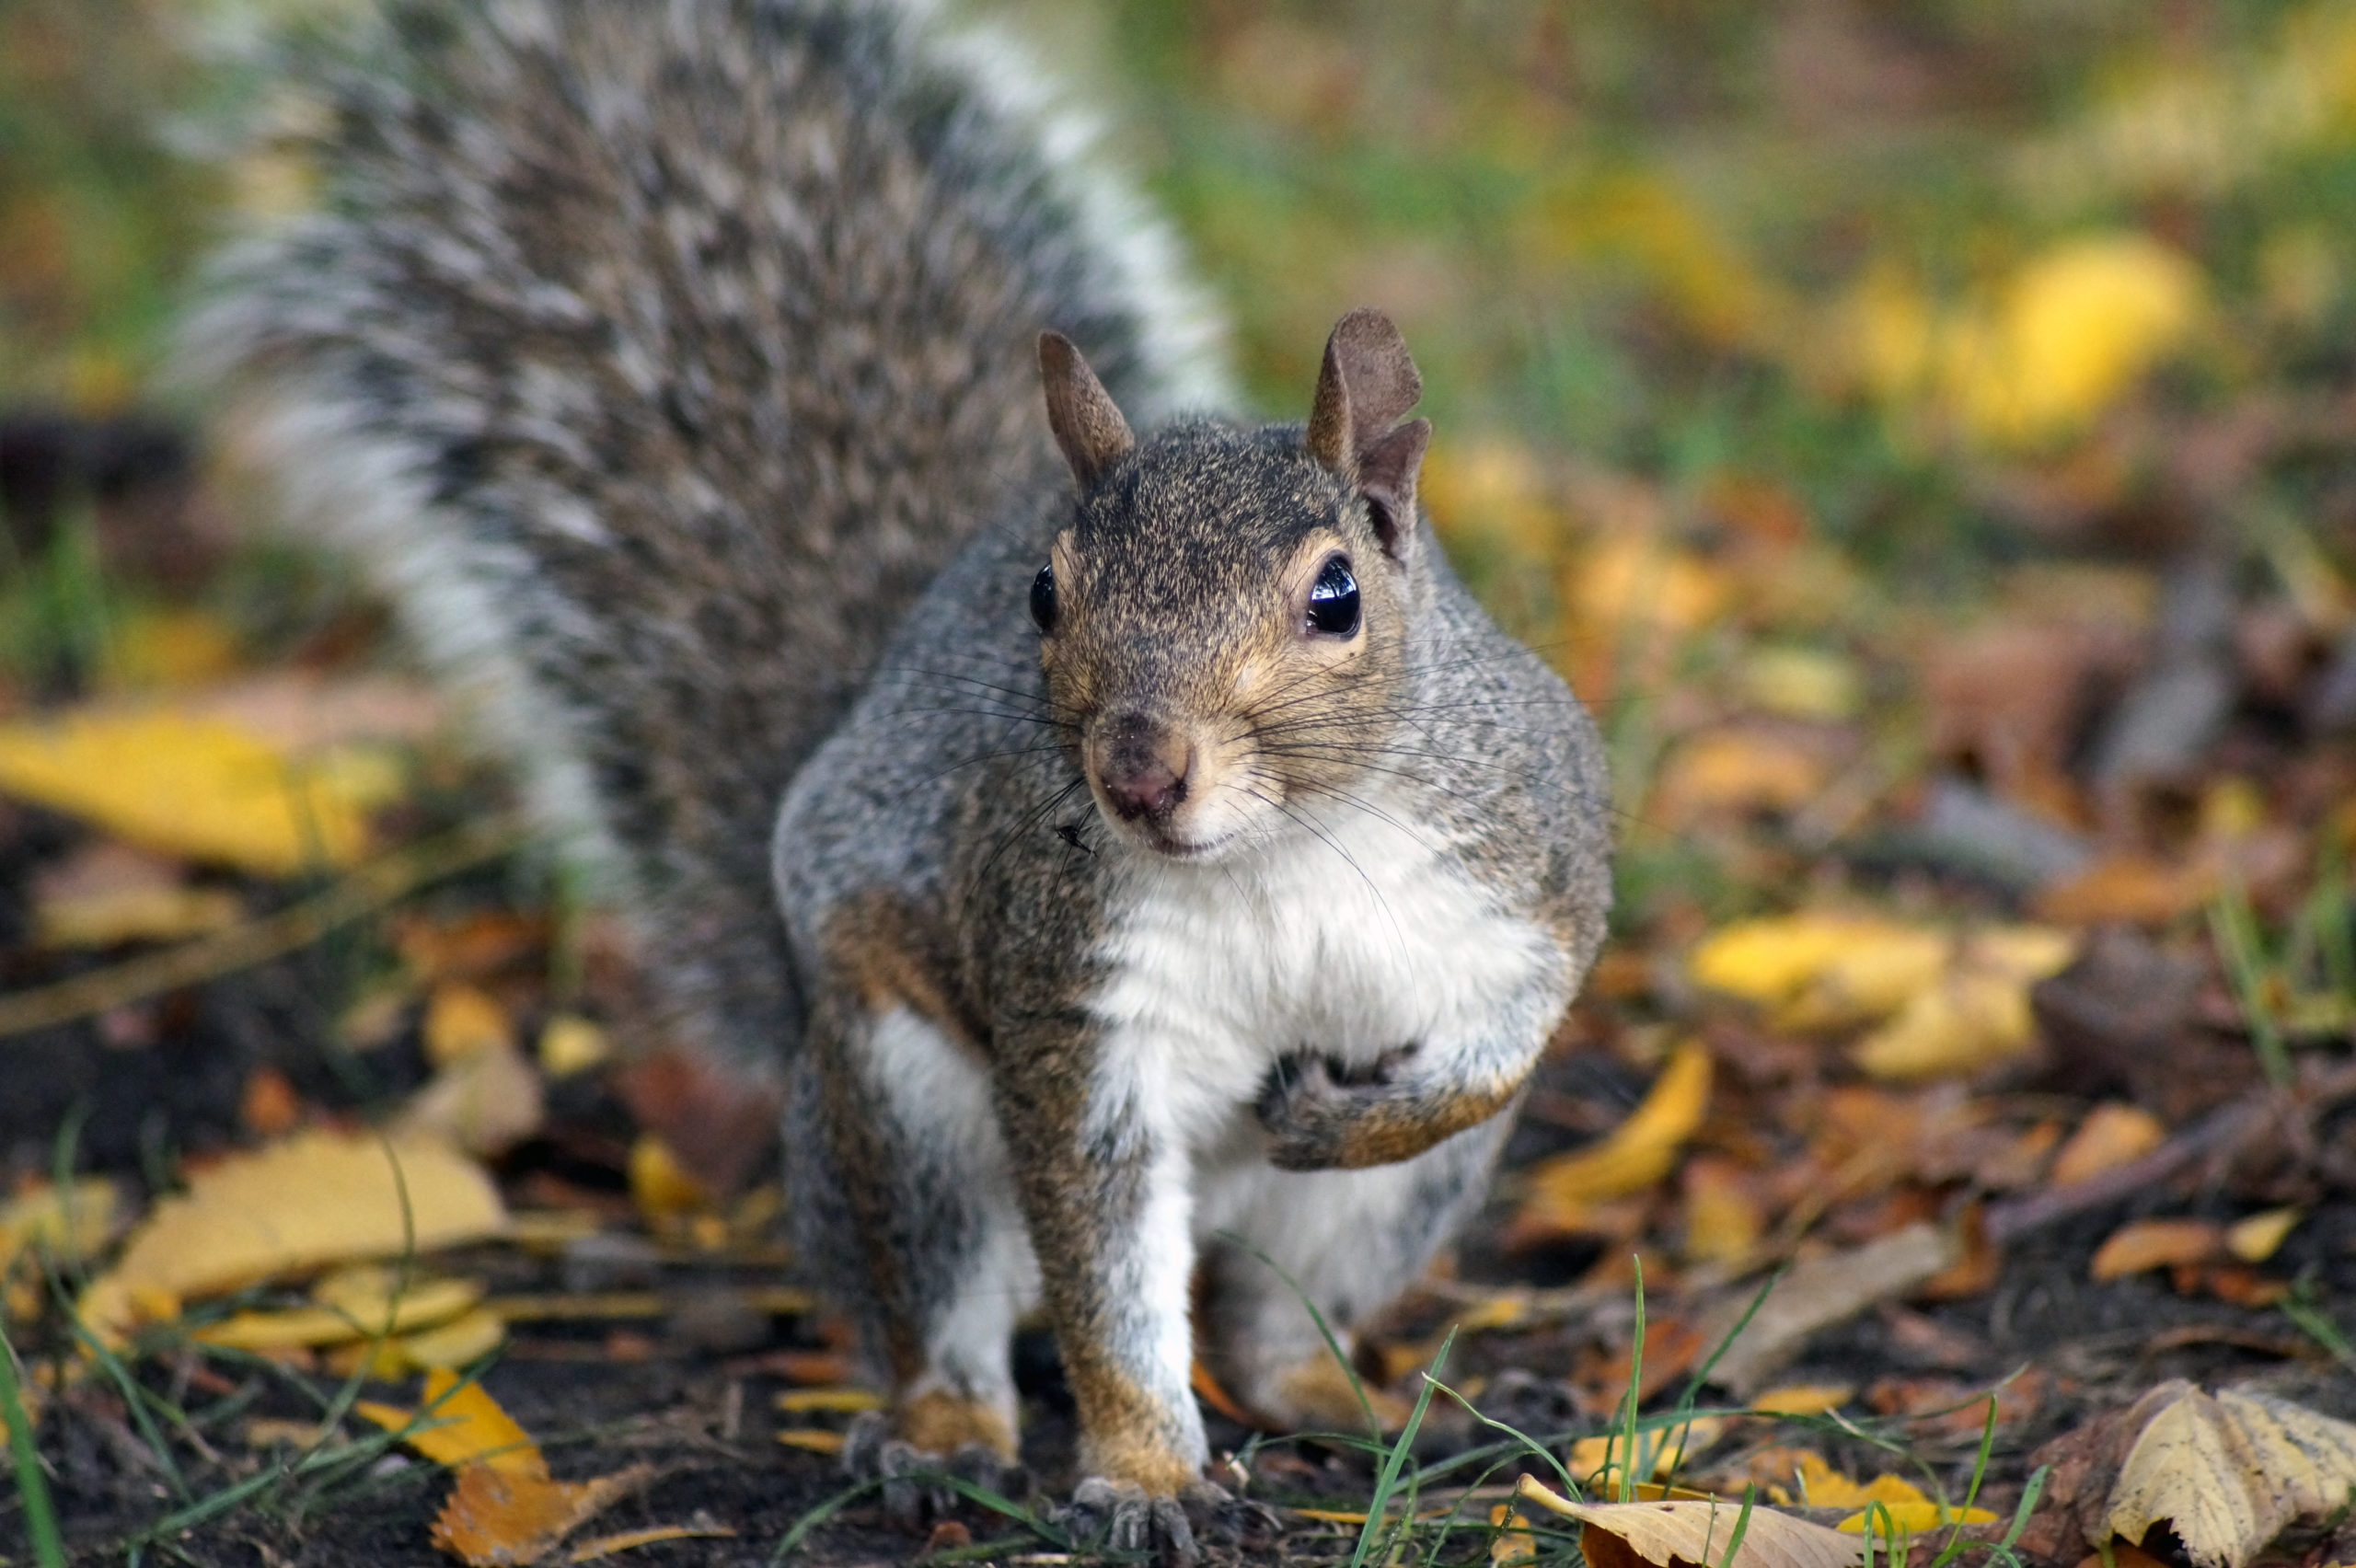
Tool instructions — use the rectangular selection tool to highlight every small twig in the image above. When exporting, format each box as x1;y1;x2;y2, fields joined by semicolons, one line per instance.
1986;1060;2356;1245
0;817;520;1040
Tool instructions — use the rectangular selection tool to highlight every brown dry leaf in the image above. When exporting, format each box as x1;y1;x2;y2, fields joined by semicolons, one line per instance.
78;1130;507;1344
2090;1218;2223;1281
1655;730;1831;822
1696;1223;1961;1396
1515;1476;1860;1568
1517;1041;1711;1239
2050;1103;2166;1186
433;1457;655;1566
2034;855;2215;926
0;708;404;875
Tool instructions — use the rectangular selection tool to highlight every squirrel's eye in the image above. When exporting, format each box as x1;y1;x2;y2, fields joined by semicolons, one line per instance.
1306;555;1359;637
1030;563;1057;632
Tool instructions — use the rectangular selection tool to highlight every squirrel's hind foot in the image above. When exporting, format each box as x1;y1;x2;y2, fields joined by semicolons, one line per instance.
1050;1478;1277;1568
838;1410;1033;1531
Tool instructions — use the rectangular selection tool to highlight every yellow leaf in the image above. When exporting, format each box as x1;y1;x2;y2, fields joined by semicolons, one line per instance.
0;709;401;875
776;1428;847;1455
78;1130;507;1345
0;1179;117;1272
537;1015;610;1078
397;1039;546;1159
2224;1208;2301;1263
1491;1501;1539;1566
1835;1501;1998;1532
423;984;514;1066
1749;1385;1853;1418
1656;732;1830;821
1787;1453;1929;1508
1522;1041;1712;1221
1515;1476;1860;1568
1950;235;2206;448
628;1135;716;1225
360;1367;541;1475
2105;1384;2273;1568
774;1388;886;1414
1739;649;1865;724
394;1307;507;1370
565;1525;737;1564
1686;915;1939;1026
193;1274;482;1350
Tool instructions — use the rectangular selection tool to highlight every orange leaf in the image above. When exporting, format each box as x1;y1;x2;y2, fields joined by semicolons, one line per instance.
2089;1218;2223;1281
431;1459;653;1567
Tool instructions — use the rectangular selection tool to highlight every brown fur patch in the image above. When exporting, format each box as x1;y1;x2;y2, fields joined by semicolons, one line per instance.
820;892;986;1057
897;1389;1018;1461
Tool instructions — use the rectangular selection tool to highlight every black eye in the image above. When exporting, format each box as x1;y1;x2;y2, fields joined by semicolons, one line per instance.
1306;555;1359;637
1030;563;1057;632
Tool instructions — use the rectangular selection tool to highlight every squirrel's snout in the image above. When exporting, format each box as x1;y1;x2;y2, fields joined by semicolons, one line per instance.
1091;714;1192;823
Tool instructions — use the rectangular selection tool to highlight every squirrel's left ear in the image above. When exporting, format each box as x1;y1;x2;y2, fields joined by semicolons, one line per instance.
1039;331;1135;490
1307;308;1430;562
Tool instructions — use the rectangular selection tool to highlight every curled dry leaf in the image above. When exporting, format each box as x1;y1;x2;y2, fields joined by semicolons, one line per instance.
2101;1381;2356;1568
1515;1475;1860;1568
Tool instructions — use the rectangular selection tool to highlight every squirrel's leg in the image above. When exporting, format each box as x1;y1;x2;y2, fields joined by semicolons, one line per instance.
1196;1115;1511;1432
993;1026;1207;1497
793;996;1034;1466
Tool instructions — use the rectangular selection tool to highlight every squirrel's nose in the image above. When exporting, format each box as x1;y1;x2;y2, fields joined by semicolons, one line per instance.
1093;714;1192;821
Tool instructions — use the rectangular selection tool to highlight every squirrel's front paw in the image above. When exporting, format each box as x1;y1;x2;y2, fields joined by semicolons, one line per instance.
1255;1049;1417;1170
1052;1477;1276;1567
840;1410;1032;1530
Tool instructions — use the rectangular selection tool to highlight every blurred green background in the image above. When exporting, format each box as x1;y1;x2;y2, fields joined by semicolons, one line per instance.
6;0;2356;940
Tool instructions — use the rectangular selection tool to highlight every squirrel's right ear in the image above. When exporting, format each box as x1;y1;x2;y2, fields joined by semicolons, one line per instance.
1309;309;1430;561
1039;331;1135;491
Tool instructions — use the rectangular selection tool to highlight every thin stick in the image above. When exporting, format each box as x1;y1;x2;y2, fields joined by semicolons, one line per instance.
0;817;520;1040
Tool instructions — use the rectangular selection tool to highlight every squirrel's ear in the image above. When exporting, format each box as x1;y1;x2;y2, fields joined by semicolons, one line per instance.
1309;309;1427;559
1039;330;1135;490
1307;307;1422;477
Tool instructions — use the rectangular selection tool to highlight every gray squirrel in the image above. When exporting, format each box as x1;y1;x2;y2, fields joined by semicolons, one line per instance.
195;0;1611;1552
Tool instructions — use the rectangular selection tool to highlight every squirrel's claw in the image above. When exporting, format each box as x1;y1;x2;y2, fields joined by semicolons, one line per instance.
1052;1477;1276;1567
839;1412;1033;1532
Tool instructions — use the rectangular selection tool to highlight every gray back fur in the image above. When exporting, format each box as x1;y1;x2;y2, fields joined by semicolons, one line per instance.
187;0;1229;1082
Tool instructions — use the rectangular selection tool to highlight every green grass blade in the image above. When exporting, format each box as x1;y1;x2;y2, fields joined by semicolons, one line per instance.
1348;1327;1451;1568
0;1322;66;1568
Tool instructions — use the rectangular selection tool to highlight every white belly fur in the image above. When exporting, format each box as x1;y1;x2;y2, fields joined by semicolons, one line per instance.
1085;790;1555;1156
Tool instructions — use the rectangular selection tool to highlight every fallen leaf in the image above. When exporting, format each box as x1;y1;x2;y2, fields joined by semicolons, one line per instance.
1851;928;2076;1080
396;1308;508;1370
397;1040;546;1159
1748;1385;1853;1417
773;1387;885;1414
2223;1208;2299;1263
1492;1501;1539;1566
1696;1223;1961;1396
538;1015;610;1078
776;1428;847;1454
1739;648;1864;723
1515;1475;1860;1568
0;708;403;874
627;1134;718;1229
423;984;515;1066
1518;1042;1712;1238
79;1130;507;1344
1656;731;1831;823
433;1457;654;1567
2049;1103;2167;1187
2035;855;2215;925
1687;915;1939;1025
565;1526;736;1564
2090;1218;2223;1281
194;1273;483;1351
35;880;241;949
0;1179;117;1273
239;1066;302;1136
1682;1157;1765;1265
359;1368;541;1475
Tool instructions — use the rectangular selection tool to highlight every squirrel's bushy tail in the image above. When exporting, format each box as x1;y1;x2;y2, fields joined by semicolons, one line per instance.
193;0;1225;1097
